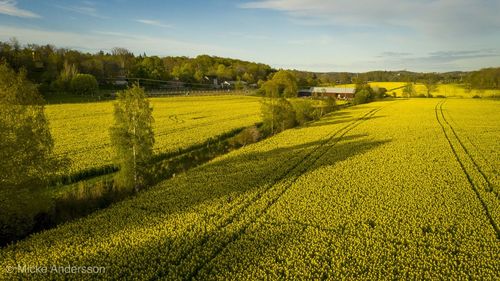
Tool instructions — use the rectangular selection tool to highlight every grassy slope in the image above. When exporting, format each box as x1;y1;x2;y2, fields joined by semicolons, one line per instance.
1;99;499;280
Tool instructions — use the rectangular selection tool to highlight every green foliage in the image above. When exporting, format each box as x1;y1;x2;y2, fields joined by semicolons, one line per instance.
0;63;60;245
466;67;500;89
324;96;337;112
353;83;387;104
53;180;122;224
353;89;371;104
242;72;254;83
229;126;260;147
266;70;298;98
422;74;439;97
110;84;155;191
3;39;498;97
261;98;296;134
0;63;59;188
353;84;375;105
51;61;78;91
0;40;273;93
291;99;318;125
261;80;279;98
234;80;245;90
70;74;99;95
132;56;167;80
373;87;387;99
402;82;415;97
259;71;300;134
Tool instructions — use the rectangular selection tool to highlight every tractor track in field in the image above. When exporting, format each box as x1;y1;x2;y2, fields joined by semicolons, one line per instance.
164;106;383;277
155;113;256;137
444;108;499;187
438;101;498;199
435;100;500;240
178;105;387;280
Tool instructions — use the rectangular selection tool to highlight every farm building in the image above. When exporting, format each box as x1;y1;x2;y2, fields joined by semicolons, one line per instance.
298;87;356;99
112;76;128;87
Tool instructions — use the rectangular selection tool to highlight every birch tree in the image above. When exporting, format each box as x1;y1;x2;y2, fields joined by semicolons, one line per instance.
110;84;154;192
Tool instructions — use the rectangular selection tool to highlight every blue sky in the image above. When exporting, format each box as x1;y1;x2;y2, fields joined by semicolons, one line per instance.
0;0;499;72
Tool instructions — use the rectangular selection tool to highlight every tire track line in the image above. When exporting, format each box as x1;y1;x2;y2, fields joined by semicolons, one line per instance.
435;100;500;240
169;108;382;272
445;111;499;177
185;105;387;280
439;102;498;199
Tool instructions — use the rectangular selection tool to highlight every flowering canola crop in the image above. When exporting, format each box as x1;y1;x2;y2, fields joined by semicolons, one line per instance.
1;99;498;280
45;95;262;174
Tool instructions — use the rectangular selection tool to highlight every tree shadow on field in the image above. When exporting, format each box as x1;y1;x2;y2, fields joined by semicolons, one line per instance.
1;115;391;279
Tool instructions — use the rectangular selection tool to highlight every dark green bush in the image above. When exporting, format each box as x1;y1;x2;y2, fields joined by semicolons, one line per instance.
230;126;260;147
353;89;371;105
71;74;99;95
324;97;337;113
261;98;297;134
291;99;317;125
374;87;387;99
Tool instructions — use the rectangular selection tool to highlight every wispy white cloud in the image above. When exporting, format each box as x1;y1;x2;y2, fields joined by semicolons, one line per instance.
0;0;40;18
267;48;500;72
240;0;500;37
416;49;500;63
55;1;108;19
378;52;413;58
374;49;500;71
135;19;173;29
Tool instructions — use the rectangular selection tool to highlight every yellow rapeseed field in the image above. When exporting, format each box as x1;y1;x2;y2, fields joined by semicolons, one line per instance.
45;95;262;174
2;98;498;280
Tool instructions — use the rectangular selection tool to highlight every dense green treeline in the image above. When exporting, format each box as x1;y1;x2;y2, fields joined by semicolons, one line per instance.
1;40;498;95
466;68;500;89
0;39;273;92
291;69;500;88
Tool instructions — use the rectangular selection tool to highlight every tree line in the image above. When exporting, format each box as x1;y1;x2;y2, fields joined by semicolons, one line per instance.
466;68;500;89
0;39;273;94
2;39;498;97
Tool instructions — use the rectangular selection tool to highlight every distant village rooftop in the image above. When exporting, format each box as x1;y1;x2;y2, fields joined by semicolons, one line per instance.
299;87;356;99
